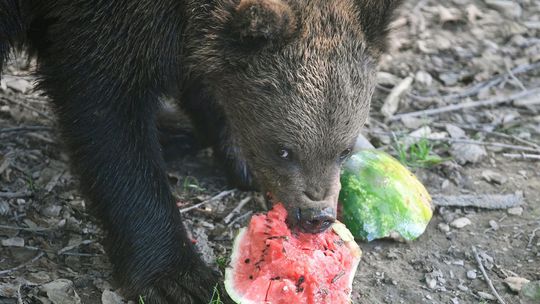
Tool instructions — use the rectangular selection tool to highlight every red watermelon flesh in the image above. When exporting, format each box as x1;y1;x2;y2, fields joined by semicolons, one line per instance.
225;204;362;304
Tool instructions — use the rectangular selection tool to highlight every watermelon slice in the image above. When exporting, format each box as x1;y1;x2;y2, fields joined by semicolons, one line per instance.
225;204;362;304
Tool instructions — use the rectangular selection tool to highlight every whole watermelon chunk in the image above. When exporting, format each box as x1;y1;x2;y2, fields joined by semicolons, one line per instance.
225;204;362;304
339;149;433;241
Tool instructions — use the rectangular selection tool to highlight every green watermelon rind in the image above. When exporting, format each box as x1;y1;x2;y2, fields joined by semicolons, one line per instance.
339;150;433;242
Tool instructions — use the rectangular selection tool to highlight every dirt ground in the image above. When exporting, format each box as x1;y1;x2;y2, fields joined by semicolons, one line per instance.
1;0;539;303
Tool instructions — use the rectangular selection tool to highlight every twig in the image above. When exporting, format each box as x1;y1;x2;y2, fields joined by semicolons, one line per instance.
528;227;540;248
0;126;53;134
0;224;52;232
389;88;540;121
432;122;540;150
505;61;527;91
57;240;94;255
227;211;253;228
0;252;45;276
503;153;540;160
471;246;507;304
401;62;540;102
179;189;236;213
432;193;523;209
0;191;32;199
223;196;252;224
0;96;53;121
371;130;540;153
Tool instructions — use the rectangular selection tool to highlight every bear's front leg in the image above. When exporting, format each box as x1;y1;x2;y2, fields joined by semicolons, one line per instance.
39;71;223;304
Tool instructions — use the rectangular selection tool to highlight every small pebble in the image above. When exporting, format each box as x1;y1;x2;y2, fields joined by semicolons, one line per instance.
1;237;25;247
508;207;523;216
466;270;477;279
426;278;437;289
478;291;496;300
457;284;468;291
504;276;530;292
489;220;499;230
438;223;450;232
450;217;471;229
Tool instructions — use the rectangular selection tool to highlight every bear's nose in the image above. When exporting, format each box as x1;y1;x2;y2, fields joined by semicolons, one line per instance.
298;207;336;234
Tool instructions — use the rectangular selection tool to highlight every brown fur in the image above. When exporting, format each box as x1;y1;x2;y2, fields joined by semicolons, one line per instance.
0;0;402;302
186;0;402;226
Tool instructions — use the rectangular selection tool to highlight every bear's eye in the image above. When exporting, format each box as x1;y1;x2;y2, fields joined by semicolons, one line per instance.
339;148;352;161
278;148;291;160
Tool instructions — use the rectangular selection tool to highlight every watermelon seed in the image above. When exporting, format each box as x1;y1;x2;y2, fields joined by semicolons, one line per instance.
244;258;250;264
249;275;253;280
295;276;305;293
271;276;281;280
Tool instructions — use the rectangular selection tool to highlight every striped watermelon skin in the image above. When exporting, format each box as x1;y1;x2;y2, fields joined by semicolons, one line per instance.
339;150;433;241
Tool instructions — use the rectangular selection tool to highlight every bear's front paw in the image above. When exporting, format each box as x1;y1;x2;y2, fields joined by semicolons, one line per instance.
137;264;231;304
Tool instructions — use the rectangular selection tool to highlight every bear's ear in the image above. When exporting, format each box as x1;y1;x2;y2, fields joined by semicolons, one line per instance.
230;0;297;44
355;0;403;53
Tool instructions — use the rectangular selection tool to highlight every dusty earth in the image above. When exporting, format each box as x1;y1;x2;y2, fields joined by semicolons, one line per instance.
1;0;540;303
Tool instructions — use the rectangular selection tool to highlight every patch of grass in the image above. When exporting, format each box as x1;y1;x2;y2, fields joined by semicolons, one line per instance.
24;174;37;192
182;176;206;193
138;295;145;304
215;255;228;272
209;284;223;304
394;138;447;168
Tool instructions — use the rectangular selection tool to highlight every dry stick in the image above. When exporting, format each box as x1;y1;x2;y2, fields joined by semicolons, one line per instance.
0;96;53;121
370;130;540;153
0;224;52;232
223;196;252;224
179;189;236;213
528;227;540;248
0;191;32;199
389;88;540;122
0;126;53;134
432;122;540;150
503;153;540;160
227;211;254;228
0;252;45;276
387;62;540;103
505;61;527;91
432;193;523;209
471;246;507;304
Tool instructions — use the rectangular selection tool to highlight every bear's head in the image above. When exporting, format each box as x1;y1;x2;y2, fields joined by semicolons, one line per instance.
190;0;402;233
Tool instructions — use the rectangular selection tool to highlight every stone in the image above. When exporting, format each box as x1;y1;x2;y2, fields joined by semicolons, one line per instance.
438;223;450;233
1;237;24;247
466;270;477;280
450;143;487;165
504;276;530;293
508;207;523;216
445;124;466;139
478;291;496;300
102;290;125;304
481;170;507;185
415;70;433;87
41;279;81;304
450;217;471;229
485;0;522;18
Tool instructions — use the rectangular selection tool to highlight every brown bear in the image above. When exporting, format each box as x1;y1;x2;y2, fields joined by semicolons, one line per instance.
0;0;402;303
